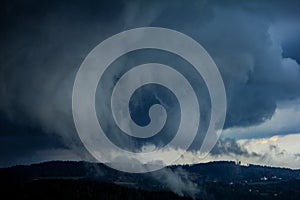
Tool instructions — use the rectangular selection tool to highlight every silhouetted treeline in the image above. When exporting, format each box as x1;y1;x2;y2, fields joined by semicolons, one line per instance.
1;161;300;199
0;179;192;200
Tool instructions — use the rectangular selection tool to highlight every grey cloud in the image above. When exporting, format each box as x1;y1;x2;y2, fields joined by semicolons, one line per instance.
150;167;199;198
295;154;300;159
269;144;286;156
210;138;261;158
1;0;300;165
0;0;144;151
193;7;300;129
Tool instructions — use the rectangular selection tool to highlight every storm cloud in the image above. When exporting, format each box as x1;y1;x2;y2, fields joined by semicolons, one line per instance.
0;0;300;166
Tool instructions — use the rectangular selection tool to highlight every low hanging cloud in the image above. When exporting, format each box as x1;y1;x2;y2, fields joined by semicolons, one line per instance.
150;167;199;198
171;133;300;169
0;0;300;166
210;138;261;158
223;99;300;139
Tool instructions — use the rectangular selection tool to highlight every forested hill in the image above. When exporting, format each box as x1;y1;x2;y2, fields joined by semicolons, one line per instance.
1;161;300;200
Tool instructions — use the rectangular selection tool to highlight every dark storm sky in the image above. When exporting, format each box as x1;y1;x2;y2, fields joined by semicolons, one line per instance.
0;0;300;167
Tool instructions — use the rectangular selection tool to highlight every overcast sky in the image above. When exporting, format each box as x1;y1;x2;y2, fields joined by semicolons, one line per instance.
0;0;300;168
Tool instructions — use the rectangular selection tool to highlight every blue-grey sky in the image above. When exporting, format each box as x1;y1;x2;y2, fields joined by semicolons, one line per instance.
0;0;300;168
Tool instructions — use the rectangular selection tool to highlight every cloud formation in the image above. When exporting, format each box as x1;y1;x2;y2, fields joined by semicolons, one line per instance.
0;0;300;167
